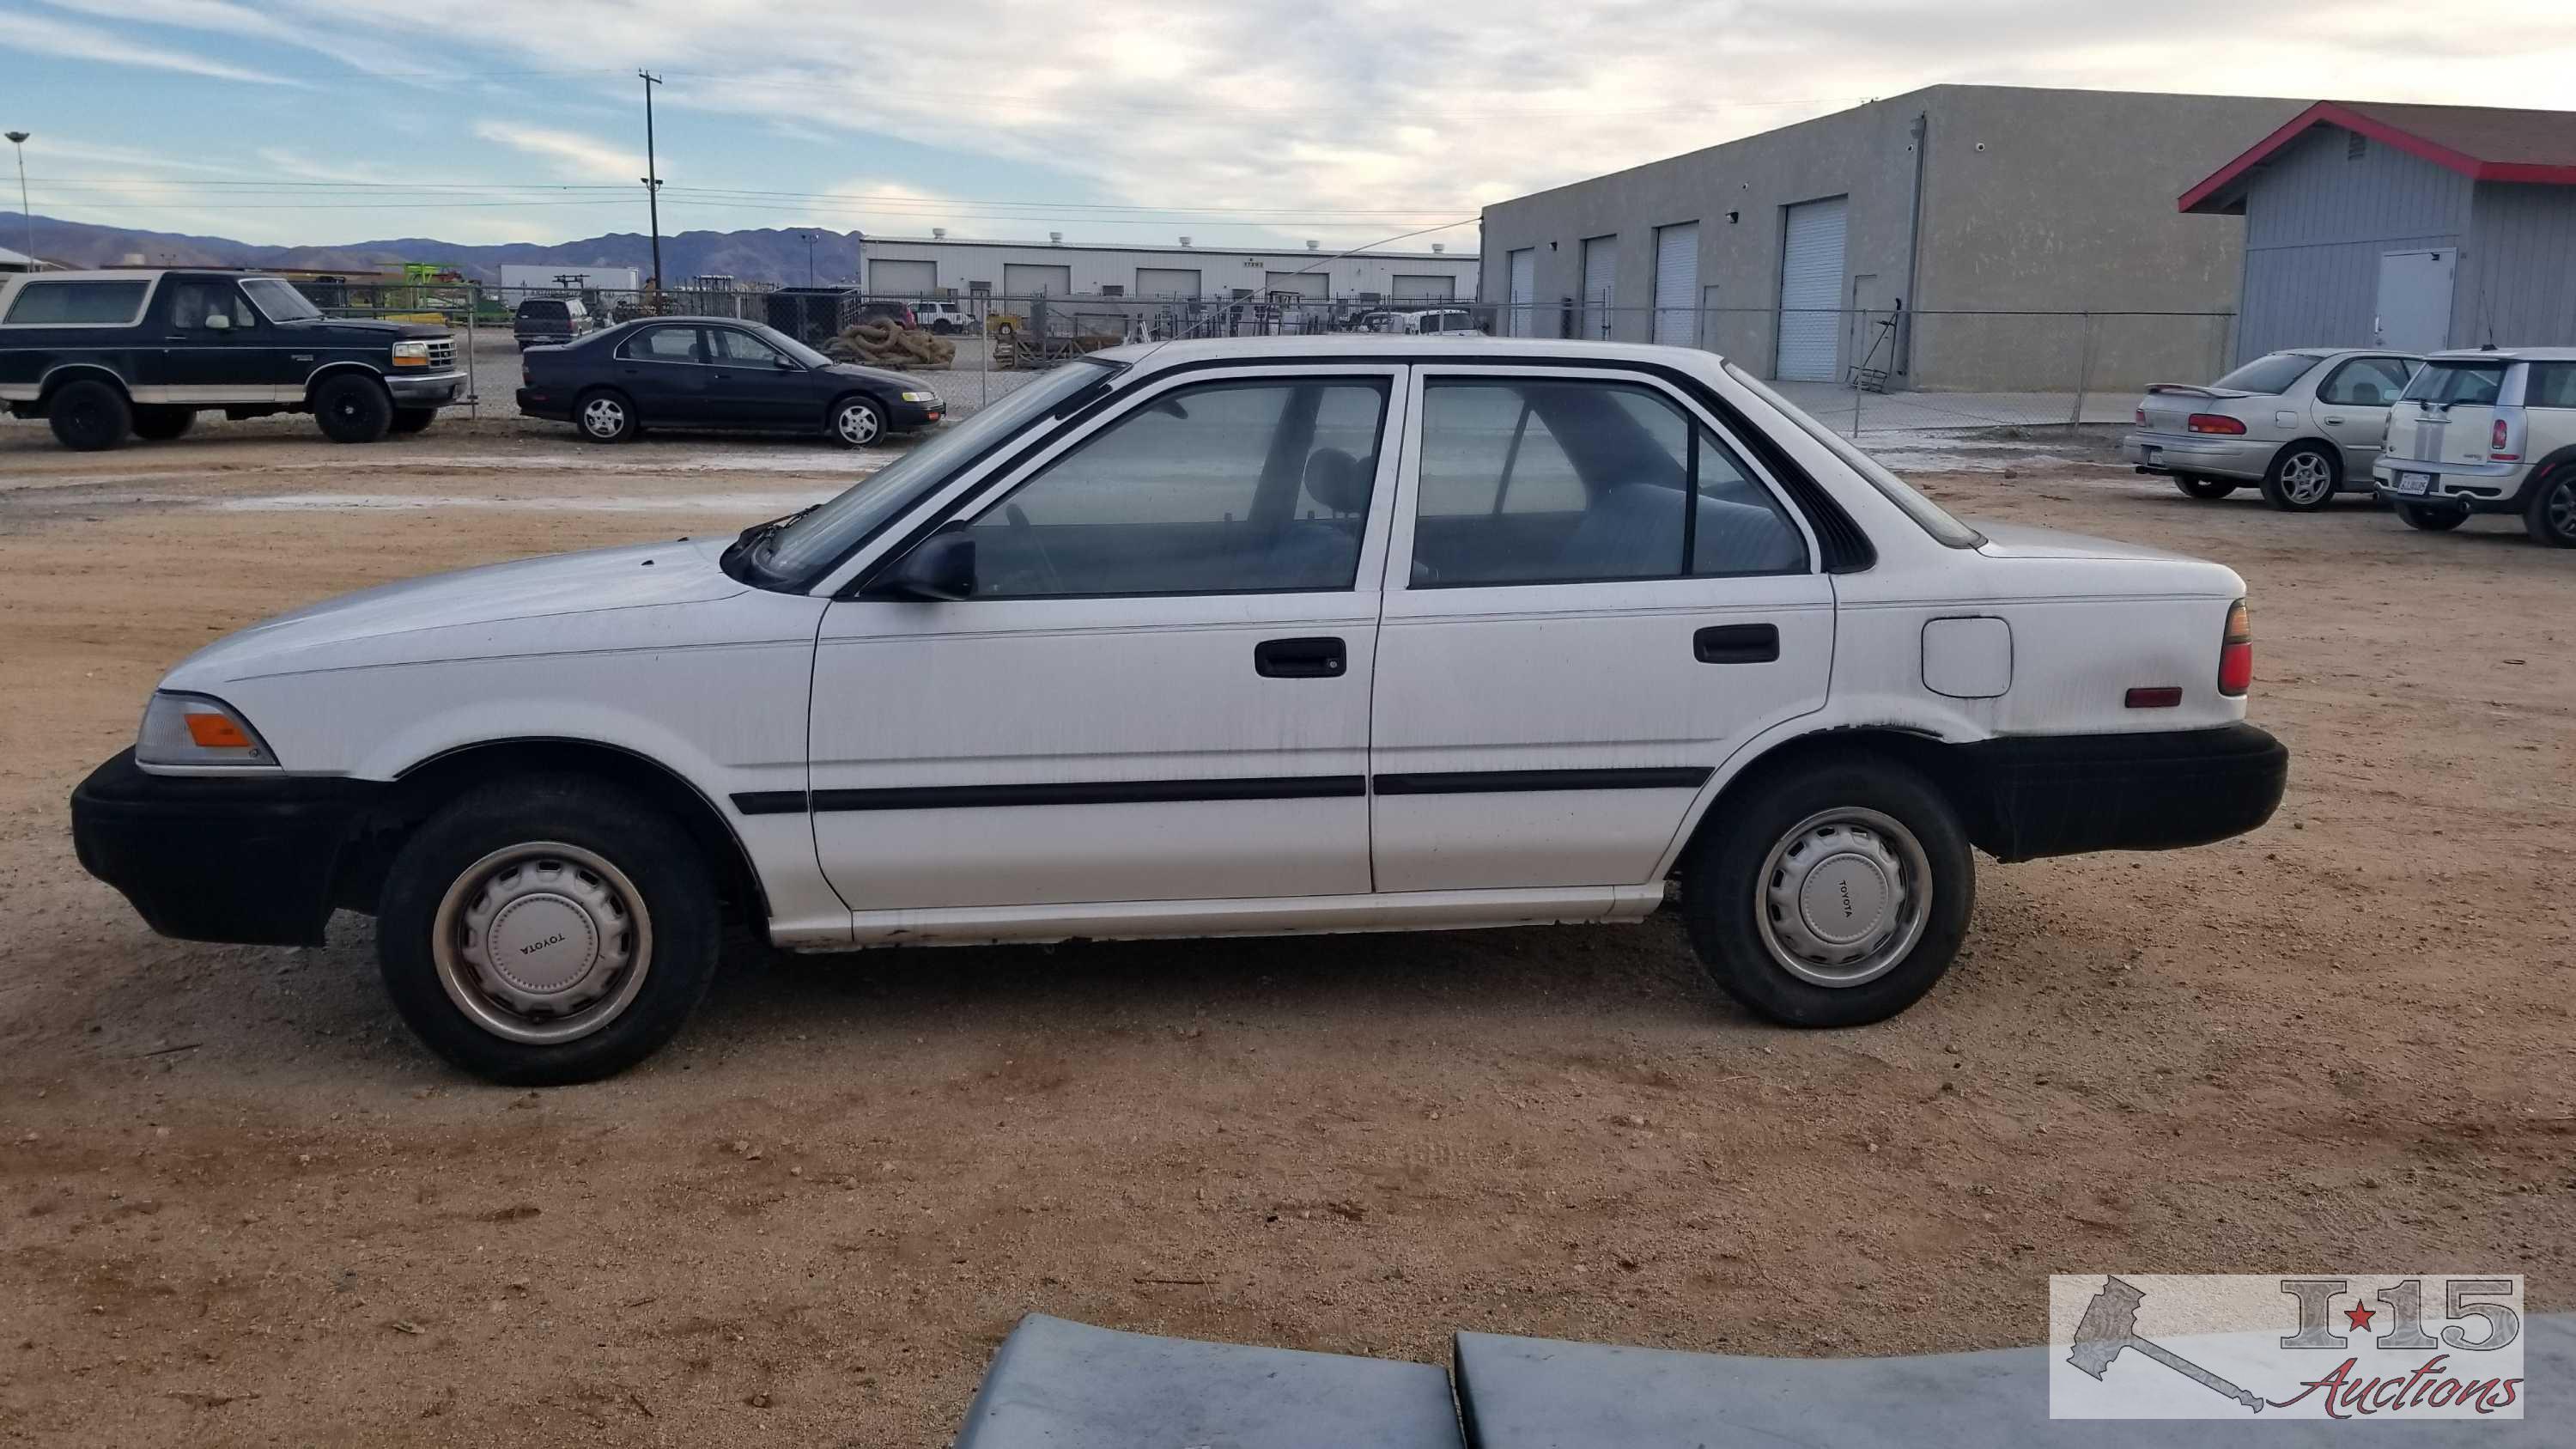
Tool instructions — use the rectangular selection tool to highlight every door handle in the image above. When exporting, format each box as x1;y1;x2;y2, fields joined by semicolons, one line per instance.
1255;636;1346;679
1694;623;1779;664
2323;416;2346;424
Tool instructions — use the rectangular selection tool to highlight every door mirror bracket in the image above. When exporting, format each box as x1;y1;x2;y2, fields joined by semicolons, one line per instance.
864;532;976;601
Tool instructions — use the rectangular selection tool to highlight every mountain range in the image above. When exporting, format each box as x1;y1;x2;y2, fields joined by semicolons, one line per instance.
2;212;868;286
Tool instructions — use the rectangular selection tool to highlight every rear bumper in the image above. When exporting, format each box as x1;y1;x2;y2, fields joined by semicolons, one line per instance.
1958;723;2287;862
70;749;380;946
386;370;465;406
2122;432;2273;481
2371;457;2533;513
513;387;569;421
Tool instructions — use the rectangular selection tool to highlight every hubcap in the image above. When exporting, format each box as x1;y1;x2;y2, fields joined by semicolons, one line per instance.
1754;807;1932;989
431;843;652;1044
582;398;625;437
2281;452;2332;504
836;404;880;445
2547;479;2576;540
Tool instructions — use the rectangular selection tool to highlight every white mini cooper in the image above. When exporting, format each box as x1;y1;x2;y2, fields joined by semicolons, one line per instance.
73;338;2287;1084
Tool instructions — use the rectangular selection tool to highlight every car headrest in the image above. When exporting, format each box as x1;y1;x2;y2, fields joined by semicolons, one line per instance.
1303;448;1373;514
2352;383;2384;405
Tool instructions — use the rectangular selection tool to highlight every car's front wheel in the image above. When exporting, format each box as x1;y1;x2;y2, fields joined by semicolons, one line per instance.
830;396;886;447
2261;443;2339;511
2172;474;2237;500
376;779;721;1085
313;374;394;443
2394;501;2468;532
47;379;131;451
2524;468;2576;548
575;388;636;443
1681;753;1974;1027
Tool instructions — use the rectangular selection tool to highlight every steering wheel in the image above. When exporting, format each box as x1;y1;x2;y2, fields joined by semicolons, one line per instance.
1004;503;1065;594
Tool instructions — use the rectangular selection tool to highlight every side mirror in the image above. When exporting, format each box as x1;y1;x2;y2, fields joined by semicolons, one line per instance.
867;533;975;600
775;355;800;370
205;313;232;332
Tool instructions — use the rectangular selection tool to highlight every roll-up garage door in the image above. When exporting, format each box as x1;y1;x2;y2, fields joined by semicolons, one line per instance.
1775;196;1848;381
1651;223;1698;347
867;258;936;295
1136;267;1201;298
1265;271;1329;300
1507;248;1534;338
1002;263;1073;301
1581;235;1617;339
1391;274;1454;301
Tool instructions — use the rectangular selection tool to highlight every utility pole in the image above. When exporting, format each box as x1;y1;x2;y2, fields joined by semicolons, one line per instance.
4;132;30;265
799;232;817;288
638;71;664;294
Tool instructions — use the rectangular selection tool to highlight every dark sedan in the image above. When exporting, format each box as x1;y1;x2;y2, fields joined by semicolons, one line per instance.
516;316;941;446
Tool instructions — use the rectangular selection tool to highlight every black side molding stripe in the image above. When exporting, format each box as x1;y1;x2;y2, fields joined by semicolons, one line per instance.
731;790;810;816
1371;767;1713;796
733;776;1367;814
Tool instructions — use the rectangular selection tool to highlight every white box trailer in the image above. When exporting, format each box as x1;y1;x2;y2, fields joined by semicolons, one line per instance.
498;265;642;293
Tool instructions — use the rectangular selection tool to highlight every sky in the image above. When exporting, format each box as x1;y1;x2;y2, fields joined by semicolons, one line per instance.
3;0;2575;265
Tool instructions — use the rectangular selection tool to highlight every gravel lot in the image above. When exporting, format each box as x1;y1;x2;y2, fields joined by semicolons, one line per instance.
1;423;2569;1446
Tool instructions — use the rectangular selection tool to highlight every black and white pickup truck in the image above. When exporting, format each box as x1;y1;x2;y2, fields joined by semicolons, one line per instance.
0;269;466;449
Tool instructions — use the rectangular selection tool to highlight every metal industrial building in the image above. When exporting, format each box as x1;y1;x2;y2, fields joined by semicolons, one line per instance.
857;234;1479;304
2179;100;2576;362
1479;85;2302;390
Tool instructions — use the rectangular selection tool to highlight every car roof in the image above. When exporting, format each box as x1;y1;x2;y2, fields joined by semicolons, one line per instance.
2423;346;2576;362
1093;335;1696;367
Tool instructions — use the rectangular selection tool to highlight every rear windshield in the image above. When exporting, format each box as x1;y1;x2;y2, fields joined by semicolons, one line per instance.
2402;361;2507;406
2211;352;2322;395
519;301;568;318
1723;360;1983;549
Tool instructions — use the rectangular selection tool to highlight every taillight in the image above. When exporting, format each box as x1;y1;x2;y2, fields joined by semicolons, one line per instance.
2135;406;2146;425
2187;413;2247;435
2218;600;2253;697
2491;417;2519;461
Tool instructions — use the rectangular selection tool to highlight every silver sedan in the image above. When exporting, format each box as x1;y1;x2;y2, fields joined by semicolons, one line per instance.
2123;349;2421;511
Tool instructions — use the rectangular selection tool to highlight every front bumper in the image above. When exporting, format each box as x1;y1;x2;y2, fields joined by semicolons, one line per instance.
2371;457;2531;514
1957;723;2287;862
70;749;380;946
386;369;465;407
890;399;943;431
2121;431;2273;481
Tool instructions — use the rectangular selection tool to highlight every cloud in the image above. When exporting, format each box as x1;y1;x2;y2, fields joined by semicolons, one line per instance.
33;0;428;78
471;122;648;185
0;8;305;86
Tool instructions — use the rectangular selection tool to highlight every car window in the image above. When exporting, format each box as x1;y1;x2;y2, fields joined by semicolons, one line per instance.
2525;362;2576;410
962;378;1390;598
708;328;786;365
3;279;150;325
620;326;702;362
2212;352;2323;394
239;278;320;322
2317;356;2413;407
1413;378;1806;587
2402;361;2507;406
166;280;256;332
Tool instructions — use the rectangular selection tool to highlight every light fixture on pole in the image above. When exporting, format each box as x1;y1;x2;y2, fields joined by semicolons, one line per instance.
4;131;30;265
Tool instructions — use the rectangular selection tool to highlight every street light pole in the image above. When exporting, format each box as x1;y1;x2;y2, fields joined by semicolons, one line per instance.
638;72;664;293
801;232;816;287
4;132;30;265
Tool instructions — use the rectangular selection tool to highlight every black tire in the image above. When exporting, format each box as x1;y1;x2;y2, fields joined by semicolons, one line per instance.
2394;501;2468;533
131;405;197;441
2523;468;2576;548
1681;752;1975;1028
312;373;394;443
2172;474;2237;500
46;379;131;451
389;408;436;435
928;319;955;335
2259;442;2339;512
829;395;886;447
376;777;722;1086
574;387;636;443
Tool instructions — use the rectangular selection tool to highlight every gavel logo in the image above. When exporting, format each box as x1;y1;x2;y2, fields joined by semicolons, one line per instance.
2067;1275;2265;1413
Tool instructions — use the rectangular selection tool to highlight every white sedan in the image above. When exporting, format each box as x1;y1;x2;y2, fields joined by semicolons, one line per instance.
73;338;2288;1084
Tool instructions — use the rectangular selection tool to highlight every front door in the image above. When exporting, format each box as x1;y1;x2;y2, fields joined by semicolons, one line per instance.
613;323;712;422
149;277;268;401
1371;367;1834;892
702;326;808;427
807;365;1403;915
2374;250;2455;352
2310;354;2416;473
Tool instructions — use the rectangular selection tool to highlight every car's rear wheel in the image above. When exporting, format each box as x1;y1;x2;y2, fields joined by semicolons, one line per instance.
1682;754;1974;1027
2394;501;2468;532
390;408;437;435
2261;443;2338;511
2523;468;2576;548
47;380;131;451
576;388;635;443
830;396;885;447
376;778;721;1085
131;405;197;441
312;374;394;443
2172;474;2236;500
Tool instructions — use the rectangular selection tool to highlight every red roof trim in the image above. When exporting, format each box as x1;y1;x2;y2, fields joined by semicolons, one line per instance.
2177;100;2576;211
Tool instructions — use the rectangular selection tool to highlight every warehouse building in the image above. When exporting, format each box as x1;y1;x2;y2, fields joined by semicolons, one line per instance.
1479;85;2301;390
856;234;1479;305
2178;100;2576;362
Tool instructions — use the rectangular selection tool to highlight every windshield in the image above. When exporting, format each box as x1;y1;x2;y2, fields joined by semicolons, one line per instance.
752;323;835;371
2210;352;2322;395
2402;360;2507;406
745;358;1120;587
240;278;322;323
1723;361;1983;548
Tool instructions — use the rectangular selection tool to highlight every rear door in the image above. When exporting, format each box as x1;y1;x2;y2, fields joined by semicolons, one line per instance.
612;324;710;422
2386;359;2509;466
1371;366;1832;892
2309;354;2416;472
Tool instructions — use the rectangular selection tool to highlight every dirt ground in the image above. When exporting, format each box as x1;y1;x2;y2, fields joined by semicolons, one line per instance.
0;420;2569;1446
